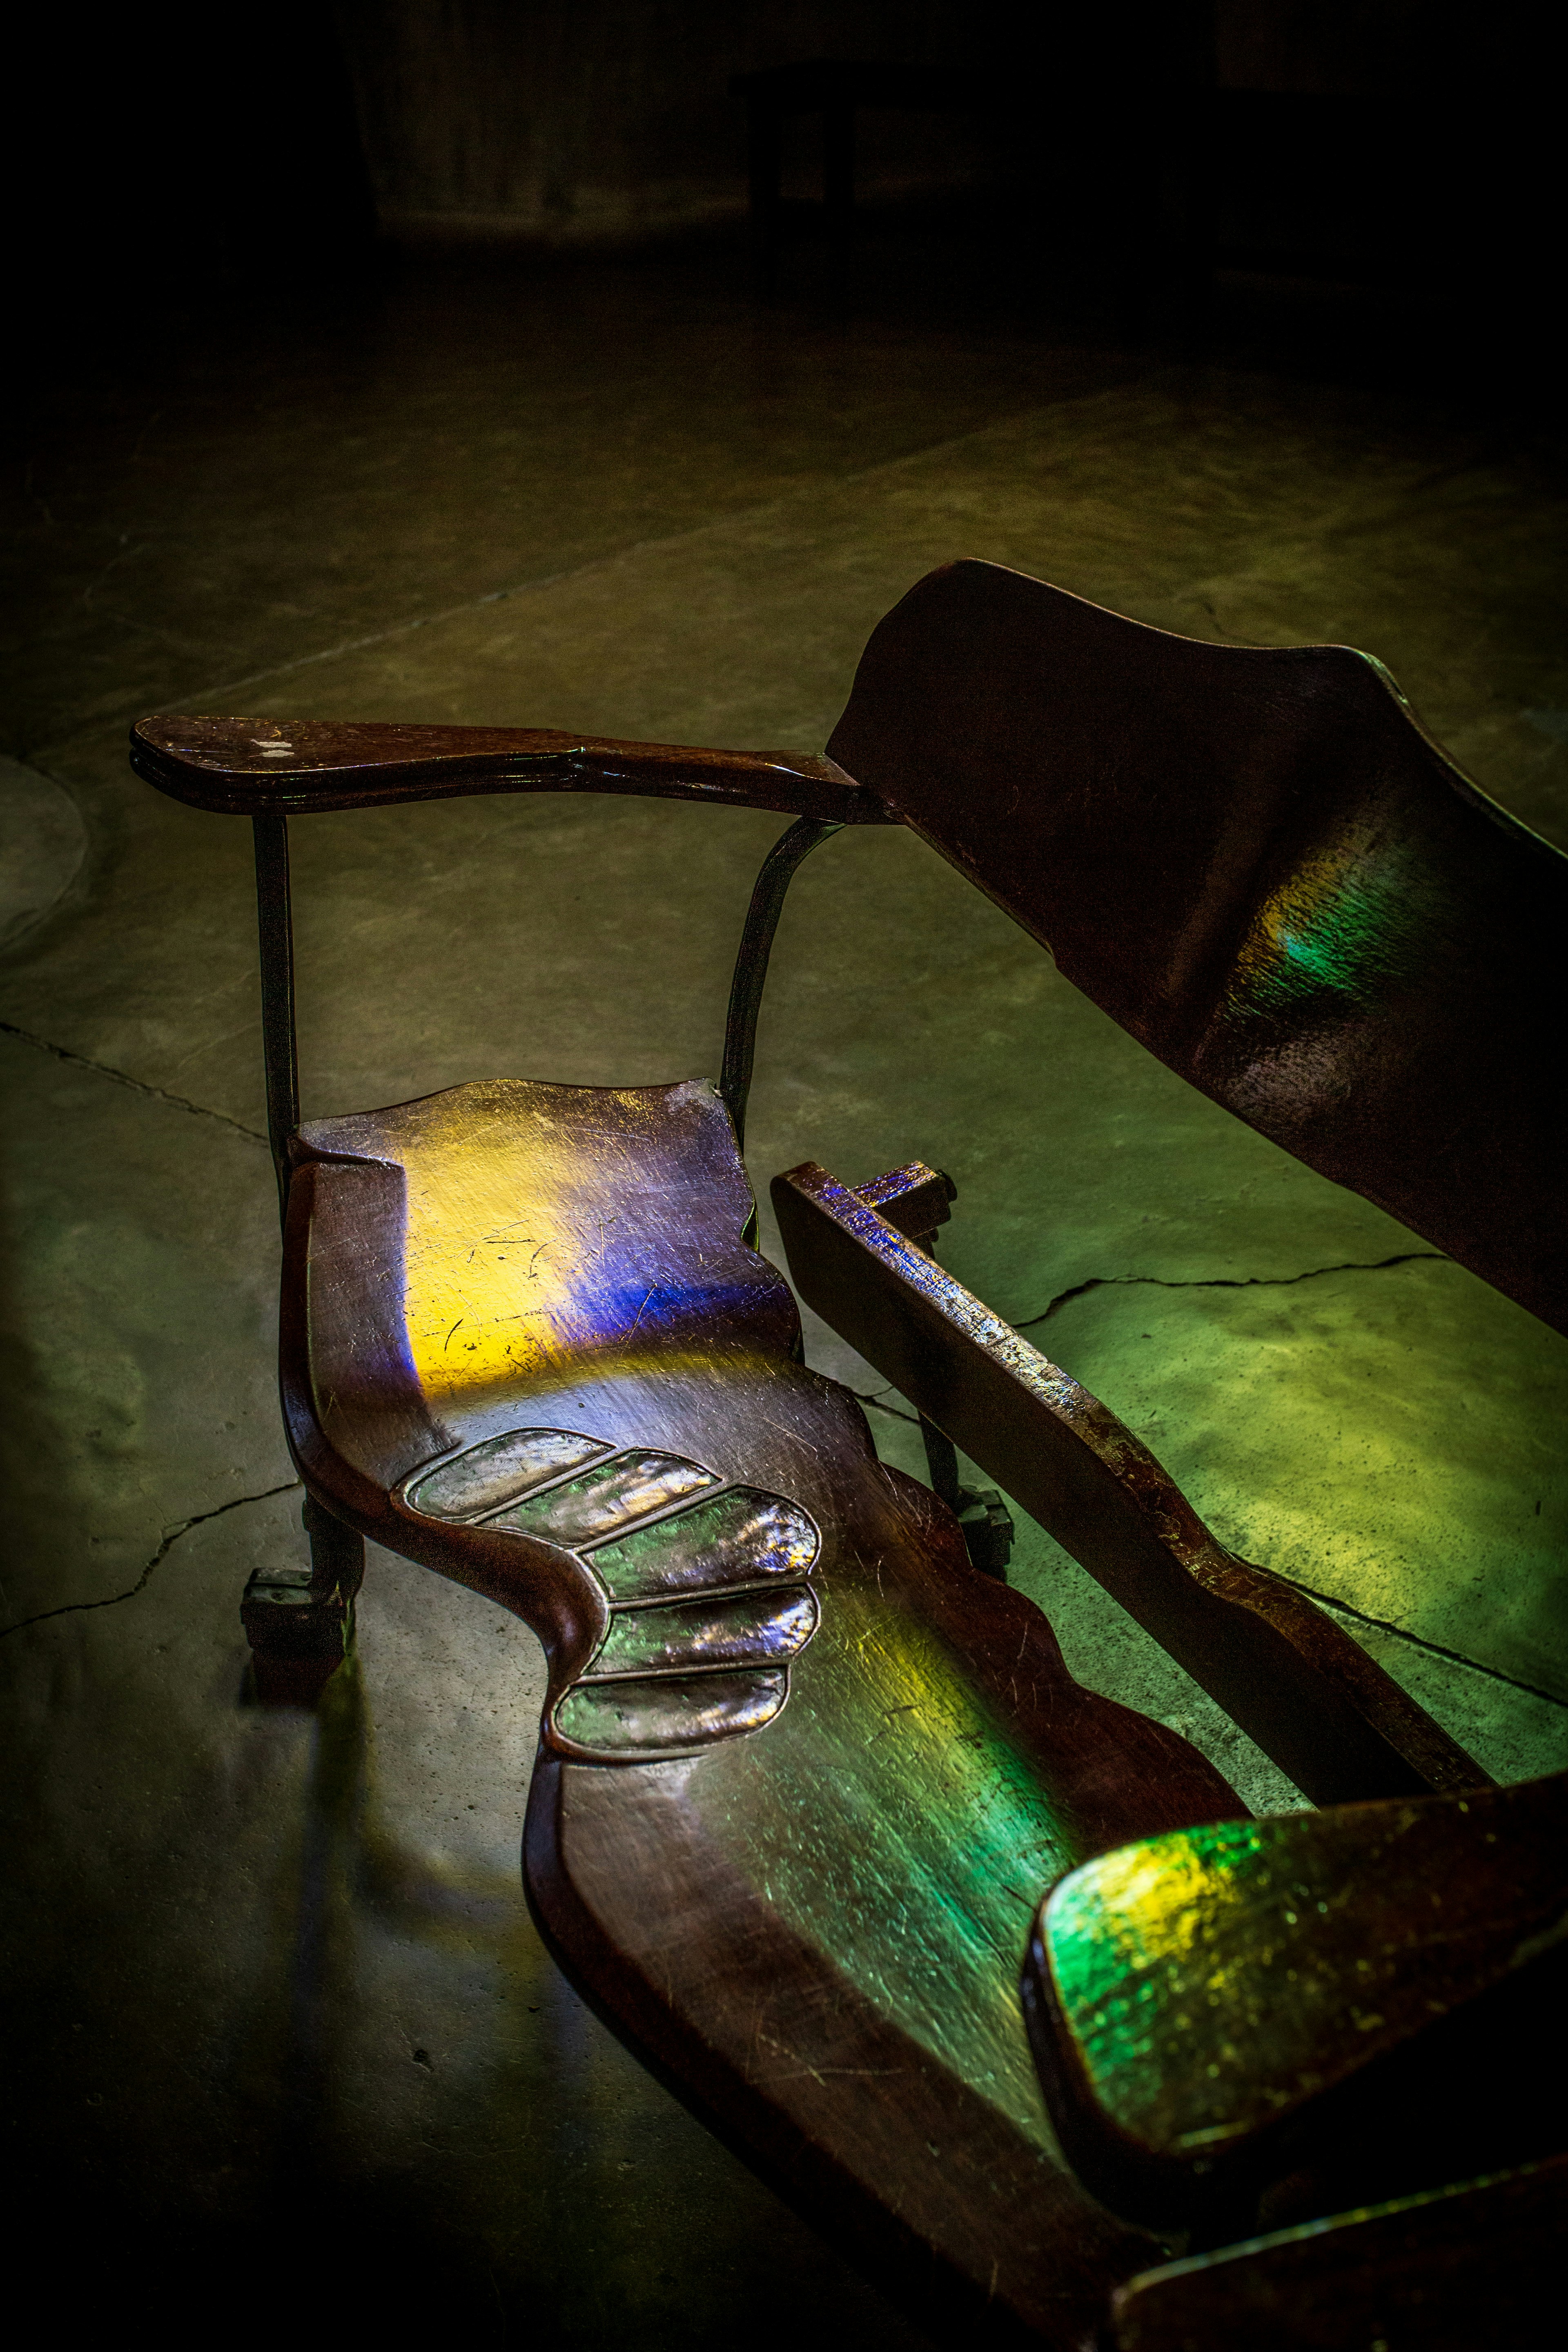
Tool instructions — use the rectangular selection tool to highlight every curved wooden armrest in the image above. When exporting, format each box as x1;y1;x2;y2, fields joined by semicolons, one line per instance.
1023;1772;1568;2233
129;716;891;825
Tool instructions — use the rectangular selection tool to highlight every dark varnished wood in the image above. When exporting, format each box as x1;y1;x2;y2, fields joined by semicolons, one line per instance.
1109;2158;1568;2351
827;561;1568;1334
129;715;886;824
772;1159;1484;1808
1022;1774;1568;2230
278;1074;1243;2337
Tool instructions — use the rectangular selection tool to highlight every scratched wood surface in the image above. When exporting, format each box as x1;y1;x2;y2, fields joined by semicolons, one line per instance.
1023;1772;1568;2232
281;1074;1243;2341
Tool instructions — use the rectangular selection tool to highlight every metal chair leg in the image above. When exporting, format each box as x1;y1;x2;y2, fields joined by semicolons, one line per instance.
242;1493;365;1708
921;1413;1015;1579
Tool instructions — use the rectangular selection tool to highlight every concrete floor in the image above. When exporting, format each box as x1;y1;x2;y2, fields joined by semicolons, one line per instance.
4;247;1566;2343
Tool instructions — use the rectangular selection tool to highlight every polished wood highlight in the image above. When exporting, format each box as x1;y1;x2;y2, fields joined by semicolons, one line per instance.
772;1158;1483;1807
280;1074;1242;2340
1022;1773;1568;2230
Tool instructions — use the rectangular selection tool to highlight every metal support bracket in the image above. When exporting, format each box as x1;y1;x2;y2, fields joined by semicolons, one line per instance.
719;815;842;1155
847;1160;1016;1579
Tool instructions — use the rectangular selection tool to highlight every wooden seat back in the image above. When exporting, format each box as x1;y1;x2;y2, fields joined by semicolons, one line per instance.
827;560;1568;1332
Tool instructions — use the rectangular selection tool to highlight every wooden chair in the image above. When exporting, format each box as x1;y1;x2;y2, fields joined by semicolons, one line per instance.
131;560;1566;2344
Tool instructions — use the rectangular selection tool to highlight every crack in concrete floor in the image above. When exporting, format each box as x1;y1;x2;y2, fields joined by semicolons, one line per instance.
0;1480;300;1641
858;1246;1450;1423
1250;1572;1568;1709
0;1016;267;1144
1018;1251;1450;1327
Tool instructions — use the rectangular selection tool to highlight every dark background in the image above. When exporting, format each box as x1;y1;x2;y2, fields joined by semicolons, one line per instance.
11;2;1556;376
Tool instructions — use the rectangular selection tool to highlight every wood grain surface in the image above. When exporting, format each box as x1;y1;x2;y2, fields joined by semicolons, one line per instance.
278;1074;1245;2339
127;556;1568;2338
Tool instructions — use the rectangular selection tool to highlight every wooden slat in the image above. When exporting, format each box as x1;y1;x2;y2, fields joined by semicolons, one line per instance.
1110;2158;1567;2350
772;1158;1487;1806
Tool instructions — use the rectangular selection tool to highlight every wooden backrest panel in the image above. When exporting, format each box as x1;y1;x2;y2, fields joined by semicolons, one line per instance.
827;561;1568;1333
